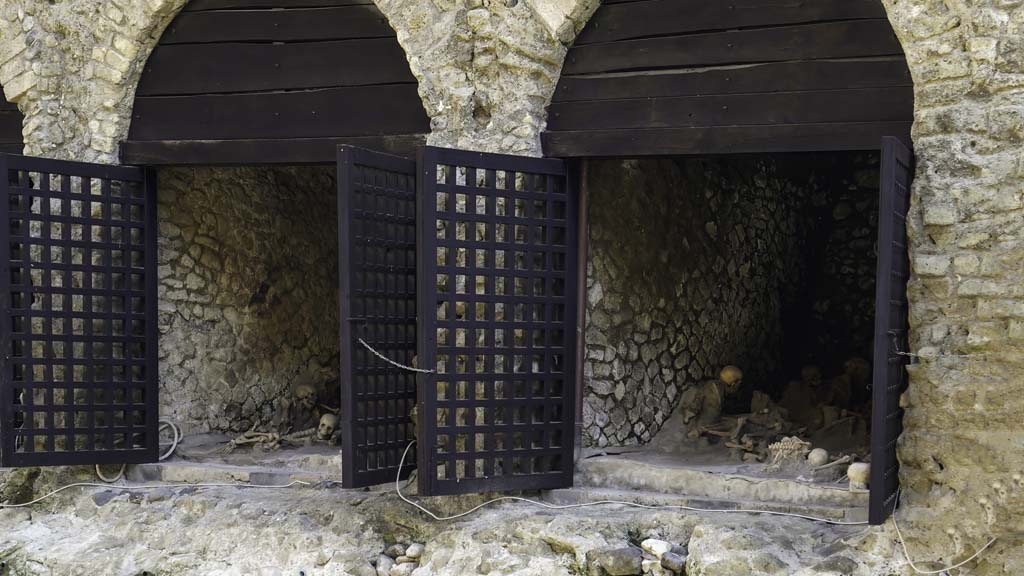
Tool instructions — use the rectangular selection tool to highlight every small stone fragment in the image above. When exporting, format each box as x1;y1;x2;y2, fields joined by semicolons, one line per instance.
144;488;174;503
385;543;407;558
389;563;416;576
660;551;686;573
641;539;672;559
405;543;425;559
642;559;668;575
588;547;643;576
91;490;121;507
395;556;416;565
376;554;395;576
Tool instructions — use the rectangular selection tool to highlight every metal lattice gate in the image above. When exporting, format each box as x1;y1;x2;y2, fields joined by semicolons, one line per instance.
416;146;577;495
337;146;419;488
869;137;914;524
0;155;158;467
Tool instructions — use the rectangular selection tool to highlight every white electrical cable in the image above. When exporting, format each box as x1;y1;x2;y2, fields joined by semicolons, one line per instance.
159;419;182;462
94;463;126;483
94;419;181;483
890;489;998;575
358;338;435;374
392;441;869;525
0;439;998;575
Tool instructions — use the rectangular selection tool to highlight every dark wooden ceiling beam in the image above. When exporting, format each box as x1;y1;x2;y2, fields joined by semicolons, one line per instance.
160;5;393;44
553;58;912;103
548;87;914;132
575;0;887;45
564;20;904;75
542;122;912;158
119;135;427;166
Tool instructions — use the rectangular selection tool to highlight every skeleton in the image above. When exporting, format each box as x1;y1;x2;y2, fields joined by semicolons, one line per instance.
223;427;283;453
223;421;335;454
679;366;744;440
289;381;322;431
763;436;812;473
715;392;795;462
725;433;769;462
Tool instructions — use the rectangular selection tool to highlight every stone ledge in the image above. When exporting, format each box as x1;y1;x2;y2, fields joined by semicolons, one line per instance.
577;454;869;511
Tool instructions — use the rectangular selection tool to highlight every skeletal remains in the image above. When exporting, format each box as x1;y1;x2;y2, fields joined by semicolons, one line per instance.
224;378;340;453
671;361;873;489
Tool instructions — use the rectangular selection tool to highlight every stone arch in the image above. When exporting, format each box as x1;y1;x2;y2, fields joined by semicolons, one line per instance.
541;0;1024;562
123;3;444;162
375;0;583;156
3;0;585;163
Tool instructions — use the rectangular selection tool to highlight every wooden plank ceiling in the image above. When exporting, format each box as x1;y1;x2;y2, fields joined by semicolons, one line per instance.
542;0;914;157
121;0;429;165
0;92;23;155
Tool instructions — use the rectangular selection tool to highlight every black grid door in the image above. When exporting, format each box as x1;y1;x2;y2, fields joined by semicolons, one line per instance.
870;137;913;524
337;146;418;488
0;155;158;467
416;146;577;496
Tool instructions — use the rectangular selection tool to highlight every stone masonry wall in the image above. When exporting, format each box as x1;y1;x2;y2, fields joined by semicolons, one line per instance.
1;0;1024;570
884;1;1024;566
582;158;810;448
157;167;339;434
0;0;599;162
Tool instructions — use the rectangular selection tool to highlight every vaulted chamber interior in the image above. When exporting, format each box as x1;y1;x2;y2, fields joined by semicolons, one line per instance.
155;167;341;438
581;153;880;480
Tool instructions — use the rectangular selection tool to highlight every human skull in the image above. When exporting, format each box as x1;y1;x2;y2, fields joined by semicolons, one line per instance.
295;383;317;411
719;366;743;390
318;413;338;440
848;462;871;490
801;365;822;387
807;448;829;467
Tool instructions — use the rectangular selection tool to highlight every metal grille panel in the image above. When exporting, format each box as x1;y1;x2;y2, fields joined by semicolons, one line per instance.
0;155;158;467
337;146;418;487
416;146;577;495
869;136;913;524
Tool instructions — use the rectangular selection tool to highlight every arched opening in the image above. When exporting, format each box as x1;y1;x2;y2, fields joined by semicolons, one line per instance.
0;89;23;154
546;0;914;524
115;1;429;452
543;0;912;156
121;0;429;165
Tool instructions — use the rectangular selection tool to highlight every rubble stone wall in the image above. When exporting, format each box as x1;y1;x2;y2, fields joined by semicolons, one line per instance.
582;158;806;447
883;0;1024;560
156;167;339;434
0;0;1022;569
582;155;880;448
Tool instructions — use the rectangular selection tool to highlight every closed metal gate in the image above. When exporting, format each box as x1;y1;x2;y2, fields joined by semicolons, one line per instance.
870;137;914;524
0;155;158;467
416;147;577;495
337;146;419;488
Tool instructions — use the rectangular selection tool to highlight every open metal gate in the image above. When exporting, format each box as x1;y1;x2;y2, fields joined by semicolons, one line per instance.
416;146;577;495
0;155;158;467
337;146;419;488
869;136;913;524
